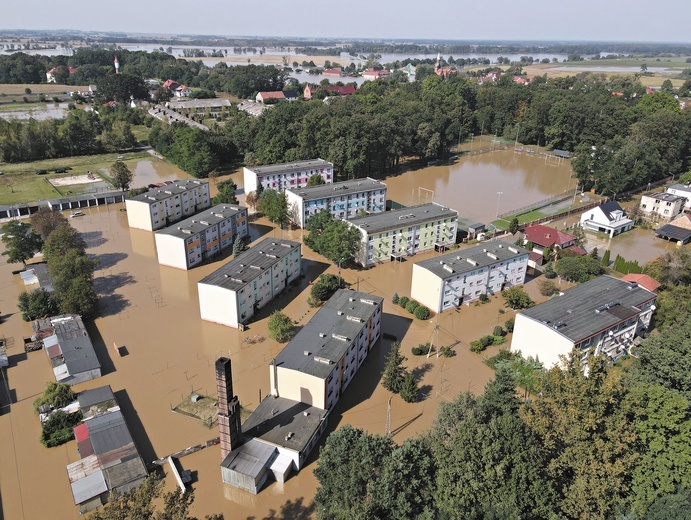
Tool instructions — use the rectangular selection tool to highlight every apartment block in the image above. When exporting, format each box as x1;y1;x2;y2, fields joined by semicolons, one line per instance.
243;159;333;194
125;179;211;231
198;238;302;328
269;290;383;411
285;177;387;228
154;204;248;270
639;191;686;222
347;202;458;266
411;241;530;313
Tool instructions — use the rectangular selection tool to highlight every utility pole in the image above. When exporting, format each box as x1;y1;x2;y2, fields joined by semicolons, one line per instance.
385;397;392;436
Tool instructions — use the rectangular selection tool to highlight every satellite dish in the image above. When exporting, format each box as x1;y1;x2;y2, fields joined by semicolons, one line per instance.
624;333;630;339
651;305;657;311
608;331;614;336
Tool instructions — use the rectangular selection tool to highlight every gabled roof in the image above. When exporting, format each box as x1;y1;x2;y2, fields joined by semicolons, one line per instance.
325;85;356;95
524;224;575;248
621;274;661;294
597;201;625;221
258;91;285;100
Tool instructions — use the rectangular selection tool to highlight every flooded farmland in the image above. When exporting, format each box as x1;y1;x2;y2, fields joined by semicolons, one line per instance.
0;149;657;519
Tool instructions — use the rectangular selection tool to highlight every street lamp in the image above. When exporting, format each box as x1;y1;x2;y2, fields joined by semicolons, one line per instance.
495;192;503;218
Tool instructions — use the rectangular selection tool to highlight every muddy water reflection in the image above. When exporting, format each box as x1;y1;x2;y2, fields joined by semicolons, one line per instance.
383;149;574;225
133;159;190;186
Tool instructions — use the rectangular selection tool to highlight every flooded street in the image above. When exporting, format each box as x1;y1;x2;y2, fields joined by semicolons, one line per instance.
0;150;671;519
384;147;574;226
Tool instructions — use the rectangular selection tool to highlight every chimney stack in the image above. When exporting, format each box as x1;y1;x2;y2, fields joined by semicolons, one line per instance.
216;357;242;460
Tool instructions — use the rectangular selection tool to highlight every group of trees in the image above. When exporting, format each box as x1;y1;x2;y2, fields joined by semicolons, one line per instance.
0;107;138;162
315;352;691;519
304;210;361;266
381;342;420;403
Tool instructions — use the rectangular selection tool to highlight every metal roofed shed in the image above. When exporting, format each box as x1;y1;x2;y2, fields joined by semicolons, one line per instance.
39;315;101;385
221;438;278;494
78;386;116;413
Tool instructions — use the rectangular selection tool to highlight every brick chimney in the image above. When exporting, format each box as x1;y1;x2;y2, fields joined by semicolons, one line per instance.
216;357;242;460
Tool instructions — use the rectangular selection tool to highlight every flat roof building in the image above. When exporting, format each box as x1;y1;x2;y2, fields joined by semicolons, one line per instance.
270;289;383;411
243;159;333;194
511;276;657;369
285;177;387;228
125;179;211;231
34;315;101;385
347;202;458;266
66;386;147;512
411;241;530;313
640;191;687;222
198;238;302;328
154;204;248;270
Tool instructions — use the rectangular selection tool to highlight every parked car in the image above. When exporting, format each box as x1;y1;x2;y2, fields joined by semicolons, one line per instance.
54;168;67;173
70;211;85;218
35;169;47;175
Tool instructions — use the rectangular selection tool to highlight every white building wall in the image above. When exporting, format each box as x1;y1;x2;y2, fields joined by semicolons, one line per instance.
154;233;190;269
198;284;239;328
411;264;444;313
125;199;156;231
510;314;575;369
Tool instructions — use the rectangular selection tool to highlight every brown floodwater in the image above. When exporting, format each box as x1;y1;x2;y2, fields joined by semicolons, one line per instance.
0;150;637;519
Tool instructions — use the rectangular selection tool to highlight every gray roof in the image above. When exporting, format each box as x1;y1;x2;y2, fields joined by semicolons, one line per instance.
286;177;386;202
168;98;231;109
656;223;691;242
128;179;208;205
51;316;100;375
221;438;276;479
520;275;657;343
198;238;300;292
643;191;687;203
46;191;125;207
87;410;132;455
272;289;383;380
242;396;326;453
414;240;530;280
247;159;332;176
597;201;626;221
347;202;458;235
78;386;115;411
668;184;691;194
156;204;246;239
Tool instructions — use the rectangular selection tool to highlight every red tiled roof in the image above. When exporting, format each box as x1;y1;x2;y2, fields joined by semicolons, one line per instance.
325;85;356;95
622;274;661;293
524;224;575;248
258;91;285;99
567;245;587;256
528;251;544;265
46;344;62;359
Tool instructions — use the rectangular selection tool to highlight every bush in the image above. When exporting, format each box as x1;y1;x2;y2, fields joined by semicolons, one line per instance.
502;286;534;310
400;372;419;403
493;325;505;337
267;311;295;342
505;318;515;333
479;293;490;303
40;410;83;448
538;279;560;297
398;296;410;308
405;300;420;313
310;273;342;303
439;345;456;357
470;334;495;353
414;305;431;320
412;343;435;356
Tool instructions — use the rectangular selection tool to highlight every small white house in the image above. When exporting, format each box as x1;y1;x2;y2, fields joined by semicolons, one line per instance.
639;192;686;222
666;184;691;210
580;201;633;237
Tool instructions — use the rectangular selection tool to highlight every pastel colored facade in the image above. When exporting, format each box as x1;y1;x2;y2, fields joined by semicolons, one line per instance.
639;191;686;222
411;241;530;313
579;201;633;237
242;159;333;194
666;184;691;209
154;204;248;270
285;177;387;228
197;238;301;328
348;202;458;266
511;276;657;369
270;290;383;411
125;179;211;231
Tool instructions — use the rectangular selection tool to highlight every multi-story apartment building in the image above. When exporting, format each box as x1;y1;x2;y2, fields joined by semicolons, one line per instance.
269;289;383;411
285;177;387;228
197;238;301;328
347;202;458;266
125;179;211;231
243;159;334;194
639;191;687;222
511;275;657;369
154;204;248;270
411;241;530;313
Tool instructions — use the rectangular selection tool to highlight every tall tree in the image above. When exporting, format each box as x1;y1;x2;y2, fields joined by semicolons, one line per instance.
43;224;86;263
30;207;68;241
110;160;133;191
381;342;407;394
258;189;289;228
212;179;238;205
0;220;43;266
17;289;58;321
306;173;326;186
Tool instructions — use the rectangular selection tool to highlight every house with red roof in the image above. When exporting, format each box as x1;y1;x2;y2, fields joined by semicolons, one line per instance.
362;68;391;81
174;85;192;97
523;223;586;268
621;274;661;294
256;91;286;104
322;68;344;77
163;79;180;91
304;84;356;100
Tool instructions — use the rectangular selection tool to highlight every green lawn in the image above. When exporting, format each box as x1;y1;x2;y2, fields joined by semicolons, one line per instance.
555;57;691;69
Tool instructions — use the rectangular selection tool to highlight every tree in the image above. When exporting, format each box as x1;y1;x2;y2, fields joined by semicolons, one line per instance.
1;220;43;266
400;373;420;403
414;305;430;320
110;160;133;191
644;248;691;287
30;207;68;241
554;255;604;283
309;220;361;266
645;489;691;520
501;286;534;309
244;191;258;216
509;217;519;235
570;224;586;247
651;283;691;329
310;273;343;303
392;292;399;305
267;311;295;342
232;235;248;257
212;179;238;205
56;274;99;318
258;189;289;228
601;248;611;267
43;224;86;262
306;173;326;186
17;289;57;321
537;279;559;296
381;342;407;394
33;381;76;413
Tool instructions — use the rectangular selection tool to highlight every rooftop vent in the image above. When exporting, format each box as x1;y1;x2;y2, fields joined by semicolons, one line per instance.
508;246;519;254
304;350;311;356
360;298;377;305
346;315;362;322
332;333;349;341
486;252;498;260
303;411;310;416
319;333;327;338
314;356;333;364
553;321;567;329
628;282;638;290
466;258;479;267
337;311;344;316
443;264;454;273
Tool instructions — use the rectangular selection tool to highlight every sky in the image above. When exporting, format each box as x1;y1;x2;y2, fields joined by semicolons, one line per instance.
2;0;690;43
